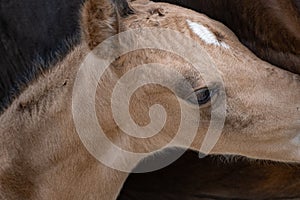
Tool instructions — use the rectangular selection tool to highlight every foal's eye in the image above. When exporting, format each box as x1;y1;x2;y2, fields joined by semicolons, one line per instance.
186;87;212;106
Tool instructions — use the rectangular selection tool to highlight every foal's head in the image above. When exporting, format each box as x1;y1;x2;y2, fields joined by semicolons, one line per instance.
78;0;300;163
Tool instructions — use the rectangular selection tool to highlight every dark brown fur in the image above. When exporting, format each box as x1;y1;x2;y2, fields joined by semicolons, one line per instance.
119;151;300;200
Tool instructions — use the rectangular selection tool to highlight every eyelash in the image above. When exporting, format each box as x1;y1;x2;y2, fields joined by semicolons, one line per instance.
186;86;219;106
186;87;210;105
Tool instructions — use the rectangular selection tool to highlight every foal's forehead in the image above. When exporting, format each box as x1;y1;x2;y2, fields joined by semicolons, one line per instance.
127;0;233;50
124;0;233;83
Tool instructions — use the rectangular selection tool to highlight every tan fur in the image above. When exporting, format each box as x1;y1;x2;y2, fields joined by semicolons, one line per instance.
0;0;300;199
81;0;120;49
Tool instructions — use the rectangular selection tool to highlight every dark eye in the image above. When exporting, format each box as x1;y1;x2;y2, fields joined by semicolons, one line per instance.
186;87;212;105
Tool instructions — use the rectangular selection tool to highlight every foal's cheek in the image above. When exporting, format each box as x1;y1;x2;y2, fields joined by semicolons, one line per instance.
198;107;212;123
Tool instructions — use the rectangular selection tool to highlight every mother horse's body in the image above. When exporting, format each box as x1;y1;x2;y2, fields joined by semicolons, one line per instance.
0;0;300;199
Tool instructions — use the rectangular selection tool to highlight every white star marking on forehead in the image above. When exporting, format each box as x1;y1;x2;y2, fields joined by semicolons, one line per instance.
187;19;229;49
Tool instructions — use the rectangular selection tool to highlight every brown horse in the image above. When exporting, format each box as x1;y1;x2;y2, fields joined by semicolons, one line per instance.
0;0;299;199
119;150;300;199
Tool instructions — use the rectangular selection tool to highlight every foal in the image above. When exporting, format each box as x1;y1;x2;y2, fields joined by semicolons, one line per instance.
0;0;299;199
